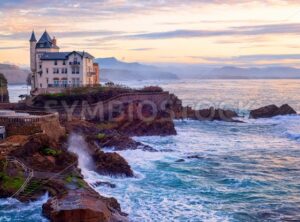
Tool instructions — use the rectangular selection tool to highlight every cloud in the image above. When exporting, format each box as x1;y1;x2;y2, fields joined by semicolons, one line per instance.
194;54;300;63
120;23;300;40
0;46;26;50
0;30;124;41
129;48;155;51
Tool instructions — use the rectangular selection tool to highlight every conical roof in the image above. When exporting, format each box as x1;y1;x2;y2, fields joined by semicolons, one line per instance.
36;30;58;49
29;31;36;42
38;31;52;43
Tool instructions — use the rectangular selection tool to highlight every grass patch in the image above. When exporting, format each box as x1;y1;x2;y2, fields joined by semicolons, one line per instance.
65;175;73;183
22;180;42;195
64;175;86;188
96;133;106;140
41;147;62;157
0;172;24;190
97;122;118;130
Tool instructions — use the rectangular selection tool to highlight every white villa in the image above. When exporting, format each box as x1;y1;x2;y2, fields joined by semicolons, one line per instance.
29;30;99;95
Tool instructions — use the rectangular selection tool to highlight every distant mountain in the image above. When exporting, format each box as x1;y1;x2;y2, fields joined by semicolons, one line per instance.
207;66;300;79
95;57;179;81
158;64;300;79
0;64;29;84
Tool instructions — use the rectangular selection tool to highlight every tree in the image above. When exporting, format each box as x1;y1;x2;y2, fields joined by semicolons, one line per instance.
0;73;9;103
26;73;32;86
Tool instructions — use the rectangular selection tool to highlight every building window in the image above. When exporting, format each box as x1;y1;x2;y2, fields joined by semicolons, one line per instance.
76;67;79;74
53;68;59;74
62;68;68;74
53;79;59;87
39;64;42;69
61;79;68;87
72;78;80;87
63;60;66;65
54;60;57;65
46;68;49;74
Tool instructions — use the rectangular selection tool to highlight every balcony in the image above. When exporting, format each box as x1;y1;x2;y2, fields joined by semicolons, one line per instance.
69;61;80;65
87;71;96;77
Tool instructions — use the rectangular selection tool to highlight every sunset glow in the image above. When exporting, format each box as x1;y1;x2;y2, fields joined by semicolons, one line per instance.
1;0;300;66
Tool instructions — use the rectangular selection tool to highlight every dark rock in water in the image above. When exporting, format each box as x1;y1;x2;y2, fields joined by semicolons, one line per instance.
92;181;116;188
95;132;157;152
182;106;240;122
93;149;134;177
276;104;297;116
187;155;203;160
250;104;297;119
175;159;185;163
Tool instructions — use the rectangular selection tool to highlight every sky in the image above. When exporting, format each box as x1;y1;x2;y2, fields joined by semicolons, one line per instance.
1;0;300;67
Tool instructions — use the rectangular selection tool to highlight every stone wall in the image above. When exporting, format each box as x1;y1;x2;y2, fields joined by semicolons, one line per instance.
26;92;171;121
0;112;65;141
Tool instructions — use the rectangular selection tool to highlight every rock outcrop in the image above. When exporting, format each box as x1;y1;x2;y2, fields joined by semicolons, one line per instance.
250;104;297;119
42;190;128;222
65;120;134;177
93;149;134;177
177;106;239;122
65;119;156;151
0;132;129;221
167;94;239;122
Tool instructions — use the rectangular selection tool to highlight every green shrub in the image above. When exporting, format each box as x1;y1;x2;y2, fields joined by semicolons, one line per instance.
96;133;106;140
41;147;62;156
0;173;24;190
65;175;73;183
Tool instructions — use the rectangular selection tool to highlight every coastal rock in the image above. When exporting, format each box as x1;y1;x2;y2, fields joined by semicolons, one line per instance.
108;101;177;136
250;104;297;119
187;107;239;122
94;132;157;152
66;120;157;151
92;181;116;188
93;149;134;177
276;104;297;116
116;110;177;136
42;190;128;222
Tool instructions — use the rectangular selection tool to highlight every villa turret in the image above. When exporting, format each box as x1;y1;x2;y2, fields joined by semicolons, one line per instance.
29;31;100;95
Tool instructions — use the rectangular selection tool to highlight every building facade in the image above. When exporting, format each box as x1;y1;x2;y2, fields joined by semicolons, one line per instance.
30;31;99;95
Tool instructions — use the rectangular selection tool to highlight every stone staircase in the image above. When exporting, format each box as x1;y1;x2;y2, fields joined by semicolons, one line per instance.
6;156;34;198
16;179;43;199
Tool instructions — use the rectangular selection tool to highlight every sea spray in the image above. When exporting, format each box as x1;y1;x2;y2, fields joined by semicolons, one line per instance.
67;133;94;171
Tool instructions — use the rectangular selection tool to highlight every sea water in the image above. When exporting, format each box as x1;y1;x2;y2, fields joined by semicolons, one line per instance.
2;80;300;221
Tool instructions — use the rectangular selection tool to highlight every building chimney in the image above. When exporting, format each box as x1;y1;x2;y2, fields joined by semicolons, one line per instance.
52;36;57;46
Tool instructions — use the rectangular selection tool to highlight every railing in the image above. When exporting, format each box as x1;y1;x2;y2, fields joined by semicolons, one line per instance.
0;111;59;125
6;156;34;198
87;71;96;76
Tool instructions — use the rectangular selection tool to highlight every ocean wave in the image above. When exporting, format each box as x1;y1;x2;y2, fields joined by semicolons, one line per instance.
0;193;49;221
284;131;300;141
